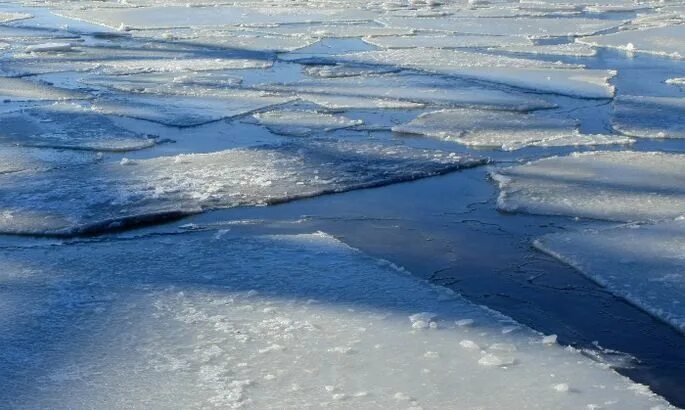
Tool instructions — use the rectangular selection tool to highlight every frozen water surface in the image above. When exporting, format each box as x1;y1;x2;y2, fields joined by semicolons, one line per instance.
0;146;98;174
0;231;675;409
393;108;633;150
0;141;484;235
535;219;685;333
492;151;685;222
363;34;534;49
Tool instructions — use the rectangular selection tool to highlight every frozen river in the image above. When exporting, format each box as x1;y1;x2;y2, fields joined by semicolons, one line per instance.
0;0;684;408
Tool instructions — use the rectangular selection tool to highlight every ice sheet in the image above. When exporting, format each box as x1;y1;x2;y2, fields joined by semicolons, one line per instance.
0;103;156;152
363;34;534;49
0;140;485;235
0;77;88;102
377;16;622;38
0;12;32;23
0;146;99;174
335;48;616;98
393;108;633;150
612;96;685;139
535;219;685;333
492;151;685;222
579;25;685;58
56;6;377;30
496;42;597;57
0;230;675;408
260;73;557;111
90;92;294;127
251;110;363;136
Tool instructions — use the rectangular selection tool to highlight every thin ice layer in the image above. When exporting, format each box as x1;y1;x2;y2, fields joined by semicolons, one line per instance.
492;151;685;222
0;231;674;409
393;109;632;150
377;16;621;38
612;96;685;139
260;73;557;112
535;220;685;333
0;140;484;235
335;48;616;98
579;25;685;58
91;92;294;127
0;104;155;152
0;12;32;23
0;147;98;174
0;77;88;102
251;110;363;136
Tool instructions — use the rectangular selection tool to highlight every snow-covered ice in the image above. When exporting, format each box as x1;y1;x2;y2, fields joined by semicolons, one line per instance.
535;219;685;333
363;34;534;49
393;108;632;150
612;96;685;139
0;140;484;235
494;42;598;57
0;230;675;408
492;151;685;222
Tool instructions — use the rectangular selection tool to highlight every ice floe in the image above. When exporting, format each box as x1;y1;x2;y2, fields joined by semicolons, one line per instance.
0;76;88;102
260;73;556;111
535;219;685;333
335;48;616;98
0;230;675;408
0;146;99;174
250;110;363;136
492;151;685;222
579;25;685;59
0;103;156;151
363;34;534;49
392;108;632;150
612;96;685;139
0;140;484;235
377;16;622;38
665;77;685;87
495;42;597;57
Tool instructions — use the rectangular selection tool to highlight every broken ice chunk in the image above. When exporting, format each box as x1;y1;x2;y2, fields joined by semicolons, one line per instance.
0;77;88;102
251;110;363;137
392;108;632;150
534;219;685;333
579;25;685;59
0;103;155;152
492;151;685;222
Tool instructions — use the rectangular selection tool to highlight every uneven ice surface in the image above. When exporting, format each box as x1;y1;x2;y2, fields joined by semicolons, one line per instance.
535;219;685;333
251;110;363;137
260;73;556;112
0;141;484;235
579;25;685;59
0;12;32;23
0;103;156;152
0;230;675;409
492;151;685;222
612;96;685;139
393;109;632;150
335;48;616;98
